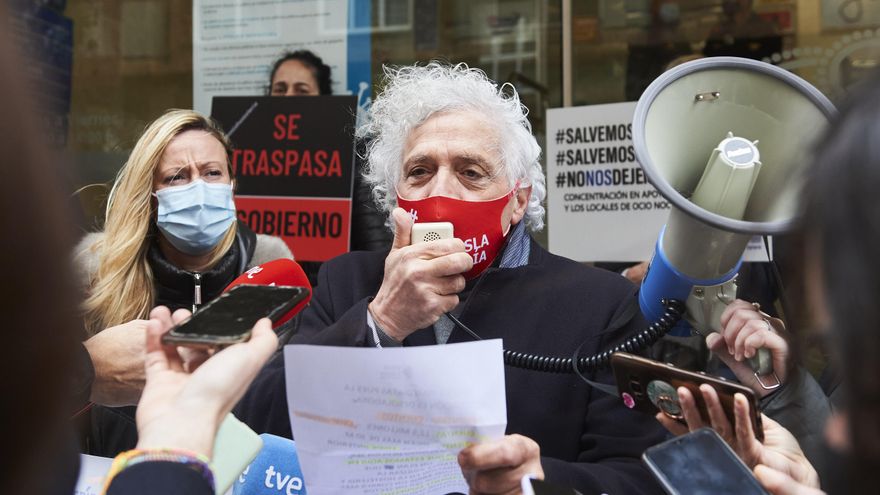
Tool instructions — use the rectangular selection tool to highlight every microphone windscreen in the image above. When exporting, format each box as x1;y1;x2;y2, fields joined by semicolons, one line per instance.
225;258;312;327
233;434;307;495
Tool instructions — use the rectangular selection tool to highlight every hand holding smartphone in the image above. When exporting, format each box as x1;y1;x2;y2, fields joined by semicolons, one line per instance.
611;352;763;441
643;428;769;495
162;284;308;347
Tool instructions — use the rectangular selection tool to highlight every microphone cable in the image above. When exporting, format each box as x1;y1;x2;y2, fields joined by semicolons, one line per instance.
444;297;685;374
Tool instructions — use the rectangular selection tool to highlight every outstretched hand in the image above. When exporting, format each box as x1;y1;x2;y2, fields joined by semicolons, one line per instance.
83;318;149;406
135;306;277;458
656;387;819;492
754;465;826;495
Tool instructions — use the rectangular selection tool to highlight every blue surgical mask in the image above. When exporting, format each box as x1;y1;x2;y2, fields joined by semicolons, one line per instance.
154;179;236;255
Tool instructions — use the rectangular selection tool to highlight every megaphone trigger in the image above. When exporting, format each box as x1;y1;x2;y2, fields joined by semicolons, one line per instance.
754;367;782;390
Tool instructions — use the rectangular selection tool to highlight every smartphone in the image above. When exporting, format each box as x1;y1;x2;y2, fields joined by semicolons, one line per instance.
162;284;308;347
610;352;763;441
411;221;454;244
643;428;769;495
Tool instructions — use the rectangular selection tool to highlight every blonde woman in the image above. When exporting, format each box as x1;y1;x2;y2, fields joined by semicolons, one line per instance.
74;109;291;456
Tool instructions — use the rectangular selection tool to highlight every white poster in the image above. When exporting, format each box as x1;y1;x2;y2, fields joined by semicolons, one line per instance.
193;0;349;115
546;102;770;263
547;102;667;262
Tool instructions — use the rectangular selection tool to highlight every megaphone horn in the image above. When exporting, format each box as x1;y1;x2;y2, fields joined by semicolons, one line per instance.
633;57;836;386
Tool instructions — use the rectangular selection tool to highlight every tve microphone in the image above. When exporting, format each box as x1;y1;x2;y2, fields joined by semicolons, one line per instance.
225;258;312;328
233;434;307;495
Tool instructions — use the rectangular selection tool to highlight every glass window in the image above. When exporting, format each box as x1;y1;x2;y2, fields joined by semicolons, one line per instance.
24;1;563;200
571;0;880;105
17;0;880;226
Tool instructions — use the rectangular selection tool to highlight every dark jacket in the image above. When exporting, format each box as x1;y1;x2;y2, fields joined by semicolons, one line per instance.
236;236;667;494
351;140;392;253
106;462;213;494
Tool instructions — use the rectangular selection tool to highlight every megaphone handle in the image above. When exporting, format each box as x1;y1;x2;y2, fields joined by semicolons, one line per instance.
747;348;780;390
687;283;781;390
745;347;771;374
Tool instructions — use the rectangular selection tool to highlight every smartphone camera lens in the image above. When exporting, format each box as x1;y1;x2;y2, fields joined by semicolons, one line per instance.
628;378;643;395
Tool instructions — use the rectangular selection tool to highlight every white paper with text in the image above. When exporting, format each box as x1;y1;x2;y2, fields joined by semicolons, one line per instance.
284;340;507;495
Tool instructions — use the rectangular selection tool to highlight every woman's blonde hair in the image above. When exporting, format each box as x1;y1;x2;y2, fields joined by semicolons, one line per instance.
82;109;237;335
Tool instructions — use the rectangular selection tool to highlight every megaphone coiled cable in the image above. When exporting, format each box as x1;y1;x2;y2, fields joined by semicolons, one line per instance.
445;298;685;374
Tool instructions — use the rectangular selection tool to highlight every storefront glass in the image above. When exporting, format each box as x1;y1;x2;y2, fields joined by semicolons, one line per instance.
572;0;880;106
14;0;880;210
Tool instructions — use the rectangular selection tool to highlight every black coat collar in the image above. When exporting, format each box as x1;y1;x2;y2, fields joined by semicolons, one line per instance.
148;221;257;311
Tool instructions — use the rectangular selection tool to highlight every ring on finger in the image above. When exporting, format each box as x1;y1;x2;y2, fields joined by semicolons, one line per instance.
751;302;761;311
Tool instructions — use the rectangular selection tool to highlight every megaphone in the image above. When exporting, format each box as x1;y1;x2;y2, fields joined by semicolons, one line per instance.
633;57;835;387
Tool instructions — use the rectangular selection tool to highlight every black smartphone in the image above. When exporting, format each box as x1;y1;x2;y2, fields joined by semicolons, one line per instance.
162;284;308;347
643;428;769;495
611;352;763;441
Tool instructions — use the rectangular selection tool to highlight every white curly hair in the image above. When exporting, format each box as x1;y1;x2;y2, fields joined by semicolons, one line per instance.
357;62;546;231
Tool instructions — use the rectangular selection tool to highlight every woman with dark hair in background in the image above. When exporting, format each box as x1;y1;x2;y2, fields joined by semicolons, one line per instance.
267;49;392;286
268;50;333;96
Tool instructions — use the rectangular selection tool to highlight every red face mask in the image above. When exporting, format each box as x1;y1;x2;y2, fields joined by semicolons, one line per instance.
397;186;516;279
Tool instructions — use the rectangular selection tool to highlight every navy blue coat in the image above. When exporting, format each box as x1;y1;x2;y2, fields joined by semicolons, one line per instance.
106;462;213;494
236;236;667;494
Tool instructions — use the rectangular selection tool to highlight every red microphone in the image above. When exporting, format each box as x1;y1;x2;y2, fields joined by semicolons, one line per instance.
224;258;312;328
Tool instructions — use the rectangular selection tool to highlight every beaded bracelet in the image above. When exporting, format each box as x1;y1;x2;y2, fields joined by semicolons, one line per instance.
101;448;215;493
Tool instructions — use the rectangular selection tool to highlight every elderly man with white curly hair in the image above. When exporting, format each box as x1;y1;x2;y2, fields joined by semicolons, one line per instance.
237;62;667;494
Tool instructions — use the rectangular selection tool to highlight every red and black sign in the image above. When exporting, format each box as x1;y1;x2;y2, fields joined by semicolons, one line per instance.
211;96;357;262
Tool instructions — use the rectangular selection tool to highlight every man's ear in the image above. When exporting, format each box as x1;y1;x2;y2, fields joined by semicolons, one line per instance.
510;185;532;225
